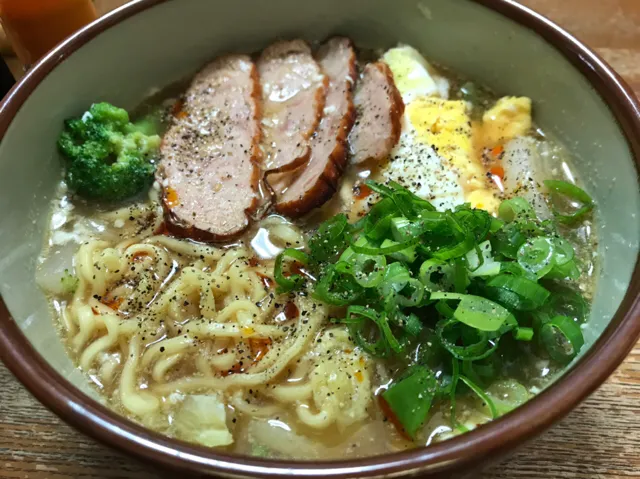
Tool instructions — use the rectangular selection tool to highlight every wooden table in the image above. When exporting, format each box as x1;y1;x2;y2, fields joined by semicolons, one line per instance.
1;0;639;477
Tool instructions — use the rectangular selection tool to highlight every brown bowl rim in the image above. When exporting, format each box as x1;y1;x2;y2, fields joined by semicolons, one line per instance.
1;0;639;477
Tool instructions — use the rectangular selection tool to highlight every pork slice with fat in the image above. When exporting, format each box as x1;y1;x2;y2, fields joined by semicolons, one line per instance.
157;54;262;242
258;39;327;177
349;61;404;164
275;37;357;217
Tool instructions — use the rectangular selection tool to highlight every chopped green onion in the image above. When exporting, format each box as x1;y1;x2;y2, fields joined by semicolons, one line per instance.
419;259;454;292
436;318;501;361
545;258;581;280
466;241;501;278
338;247;355;264
390;217;413;242
362;198;396;240
381;238;417;263
491;222;528;259
380;263;425;307
498;262;539;281
269;178;593;427
539;315;585;363
544;180;594;225
545;289;589;323
462;359;497;387
338;236;368;263
341;306;402;357
498;197;534;223
551;237;575;266
459;375;498;419
514;327;534;341
382;366;437;438
396;278;426;307
435;300;456;318
351;237;420;255
390;212;447;243
431;292;515;332
431;216;475;261
486;380;530;415
364;180;394;198
385;180;436;212
396;311;424;337
365;214;394;241
313;265;363;306
273;248;311;293
307;213;350;262
517;237;555;278
351;253;386;288
391;190;423;220
490;217;505;234
461;360;487;389
454;208;493;242
449;359;467;432
453;258;469;293
379;262;412;297
544;180;593;204
485;274;551;311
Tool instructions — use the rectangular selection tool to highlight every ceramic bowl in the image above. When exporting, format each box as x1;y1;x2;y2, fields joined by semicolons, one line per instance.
0;0;639;477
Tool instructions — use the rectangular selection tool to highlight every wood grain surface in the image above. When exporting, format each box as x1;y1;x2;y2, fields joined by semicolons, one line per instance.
1;0;639;478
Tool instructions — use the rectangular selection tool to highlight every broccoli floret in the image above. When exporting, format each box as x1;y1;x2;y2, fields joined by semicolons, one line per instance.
60;269;79;295
57;102;161;201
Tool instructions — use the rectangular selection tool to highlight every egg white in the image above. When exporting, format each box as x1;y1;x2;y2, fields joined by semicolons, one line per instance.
382;46;480;211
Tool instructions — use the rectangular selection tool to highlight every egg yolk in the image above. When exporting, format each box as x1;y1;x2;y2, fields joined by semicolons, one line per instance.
407;98;487;191
481;96;532;147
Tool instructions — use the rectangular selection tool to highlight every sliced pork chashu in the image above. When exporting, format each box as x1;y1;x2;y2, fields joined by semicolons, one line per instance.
258;39;328;179
349;61;404;164
275;37;357;217
157;54;262;242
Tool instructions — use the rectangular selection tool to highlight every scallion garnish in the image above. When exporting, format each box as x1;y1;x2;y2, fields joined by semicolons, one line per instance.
272;179;592;440
459;375;498;419
484;274;550;311
273;248;311;294
544;179;594;225
381;366;437;438
539;315;585;363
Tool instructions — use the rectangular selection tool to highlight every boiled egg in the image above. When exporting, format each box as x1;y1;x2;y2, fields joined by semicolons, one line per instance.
348;47;534;217
381;47;500;212
382;45;450;102
481;96;533;147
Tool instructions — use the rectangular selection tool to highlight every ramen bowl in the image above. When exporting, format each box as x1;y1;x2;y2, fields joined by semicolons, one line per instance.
0;0;639;477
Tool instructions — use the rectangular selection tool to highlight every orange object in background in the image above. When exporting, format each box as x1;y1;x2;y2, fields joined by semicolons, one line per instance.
0;0;97;67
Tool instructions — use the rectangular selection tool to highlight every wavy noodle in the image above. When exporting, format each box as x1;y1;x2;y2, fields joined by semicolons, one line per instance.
79;313;121;370
71;303;99;351
296;404;334;429
260;216;304;248
60;305;76;335
152;301;326;394
152;353;182;383
270;383;314;403
57;199;339;442
206;351;238;372
119;334;160;415
228;389;282;418
50;191;379;450
98;352;121;385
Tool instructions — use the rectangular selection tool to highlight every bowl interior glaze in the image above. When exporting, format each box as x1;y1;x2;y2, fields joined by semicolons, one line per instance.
0;0;638;477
